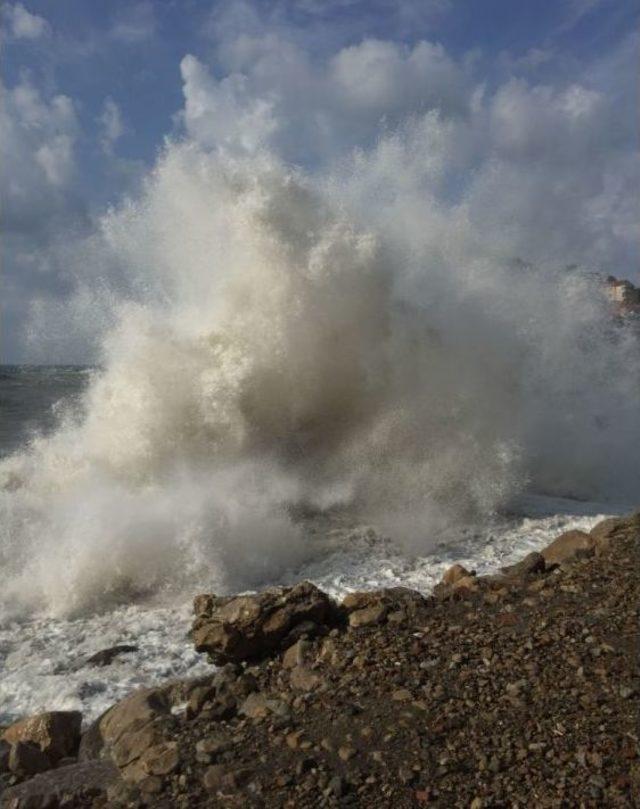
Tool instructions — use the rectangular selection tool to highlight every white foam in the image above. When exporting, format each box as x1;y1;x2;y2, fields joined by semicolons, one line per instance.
0;500;620;725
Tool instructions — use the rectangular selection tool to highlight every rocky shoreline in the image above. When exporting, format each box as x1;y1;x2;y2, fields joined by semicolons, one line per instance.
1;513;638;808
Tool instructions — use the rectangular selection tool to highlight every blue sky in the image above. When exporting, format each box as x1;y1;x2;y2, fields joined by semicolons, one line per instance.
2;0;638;361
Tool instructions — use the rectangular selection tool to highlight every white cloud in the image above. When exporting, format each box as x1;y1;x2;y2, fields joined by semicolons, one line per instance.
98;97;126;154
2;3;49;40
180;55;277;152
2;78;79;204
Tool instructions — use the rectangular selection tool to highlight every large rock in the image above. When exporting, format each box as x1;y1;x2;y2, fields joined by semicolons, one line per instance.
541;530;595;566
0;760;118;808
78;685;174;767
192;581;337;664
2;711;82;764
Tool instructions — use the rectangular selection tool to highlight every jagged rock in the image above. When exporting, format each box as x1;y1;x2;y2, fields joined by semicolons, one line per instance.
2;711;82;764
0;760;118;808
8;742;51;777
85;644;138;667
192;581;337;664
542;530;595;566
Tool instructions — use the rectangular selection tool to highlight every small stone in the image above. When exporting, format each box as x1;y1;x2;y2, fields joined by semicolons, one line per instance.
348;604;388;628
392;689;412;702
286;730;304;750
338;746;356;761
283;639;310;669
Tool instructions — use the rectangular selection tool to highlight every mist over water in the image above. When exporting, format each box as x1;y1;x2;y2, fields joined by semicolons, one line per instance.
1;137;639;617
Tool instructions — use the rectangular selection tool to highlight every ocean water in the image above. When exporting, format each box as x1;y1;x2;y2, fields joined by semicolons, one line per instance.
0;367;628;726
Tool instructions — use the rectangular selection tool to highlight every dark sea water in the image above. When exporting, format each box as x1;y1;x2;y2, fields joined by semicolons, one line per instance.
0;366;91;458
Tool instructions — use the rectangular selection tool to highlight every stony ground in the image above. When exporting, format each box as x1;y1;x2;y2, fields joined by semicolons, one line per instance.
2;515;639;808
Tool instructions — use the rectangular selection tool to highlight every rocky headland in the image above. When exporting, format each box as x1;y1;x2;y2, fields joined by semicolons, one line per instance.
1;513;638;808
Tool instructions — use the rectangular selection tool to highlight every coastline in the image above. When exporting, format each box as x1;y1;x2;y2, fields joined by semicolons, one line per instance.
1;512;638;807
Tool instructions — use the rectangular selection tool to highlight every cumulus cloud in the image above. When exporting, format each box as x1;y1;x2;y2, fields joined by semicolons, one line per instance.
0;76;86;360
2;3;49;40
1;77;79;223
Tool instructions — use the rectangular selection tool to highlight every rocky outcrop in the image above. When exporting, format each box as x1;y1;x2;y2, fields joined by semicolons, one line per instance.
192;581;338;664
2;711;82;765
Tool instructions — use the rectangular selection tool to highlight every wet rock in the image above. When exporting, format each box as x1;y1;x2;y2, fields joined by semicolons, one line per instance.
2;711;82;764
85;644;139;667
501;552;546;578
193;581;337;664
542;530;595;566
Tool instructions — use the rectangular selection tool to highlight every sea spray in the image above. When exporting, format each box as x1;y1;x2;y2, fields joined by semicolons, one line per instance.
1;142;638;616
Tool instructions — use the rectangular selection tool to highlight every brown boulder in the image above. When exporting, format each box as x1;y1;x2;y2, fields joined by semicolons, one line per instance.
192;581;336;664
441;564;471;585
541;530;595;566
2;711;82;764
